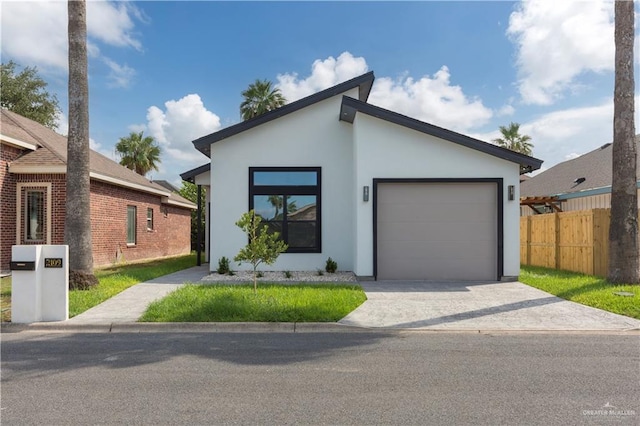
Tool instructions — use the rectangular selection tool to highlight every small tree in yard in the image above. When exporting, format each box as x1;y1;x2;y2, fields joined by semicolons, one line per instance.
234;210;288;294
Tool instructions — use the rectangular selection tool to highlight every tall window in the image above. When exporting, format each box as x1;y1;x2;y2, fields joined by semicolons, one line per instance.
127;206;137;245
25;190;45;241
249;167;321;253
147;208;154;231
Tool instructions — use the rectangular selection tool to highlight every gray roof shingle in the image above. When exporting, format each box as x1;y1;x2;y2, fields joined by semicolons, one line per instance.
520;137;640;197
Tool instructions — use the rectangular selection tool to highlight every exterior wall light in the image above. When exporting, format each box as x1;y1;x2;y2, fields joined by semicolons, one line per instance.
508;185;515;201
363;185;370;202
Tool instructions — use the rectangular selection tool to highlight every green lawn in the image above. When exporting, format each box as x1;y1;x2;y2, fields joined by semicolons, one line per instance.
1;276;11;322
140;283;367;322
520;265;640;319
69;253;197;317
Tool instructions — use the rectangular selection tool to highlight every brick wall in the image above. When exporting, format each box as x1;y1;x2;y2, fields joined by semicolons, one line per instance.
1;169;192;271
0;144;23;272
90;180;191;266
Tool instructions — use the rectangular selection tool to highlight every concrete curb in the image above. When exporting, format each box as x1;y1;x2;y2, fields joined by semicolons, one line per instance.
2;321;639;335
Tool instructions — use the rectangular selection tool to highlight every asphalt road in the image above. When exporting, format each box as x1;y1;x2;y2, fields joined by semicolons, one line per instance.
1;331;638;425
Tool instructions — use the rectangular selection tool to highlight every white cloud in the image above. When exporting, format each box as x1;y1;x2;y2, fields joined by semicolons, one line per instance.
497;104;516;117
276;52;369;101
470;97;640;171
277;52;493;132
102;57;136;88
507;0;614;105
0;0;143;83
90;138;116;160
369;66;493;132
145;94;221;168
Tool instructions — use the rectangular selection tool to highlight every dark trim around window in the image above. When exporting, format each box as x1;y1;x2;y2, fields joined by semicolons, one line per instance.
249;167;322;253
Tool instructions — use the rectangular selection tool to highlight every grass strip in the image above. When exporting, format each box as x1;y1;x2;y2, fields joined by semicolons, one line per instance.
520;265;640;319
140;283;367;322
69;253;196;317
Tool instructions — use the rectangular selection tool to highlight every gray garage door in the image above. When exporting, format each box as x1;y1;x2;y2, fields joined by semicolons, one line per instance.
376;182;497;281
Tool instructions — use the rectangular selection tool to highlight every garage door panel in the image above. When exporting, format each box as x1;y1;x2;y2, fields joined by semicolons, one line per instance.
378;221;495;242
378;240;495;260
377;182;497;281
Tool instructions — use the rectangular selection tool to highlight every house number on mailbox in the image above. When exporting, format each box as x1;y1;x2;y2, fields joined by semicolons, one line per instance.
44;258;63;268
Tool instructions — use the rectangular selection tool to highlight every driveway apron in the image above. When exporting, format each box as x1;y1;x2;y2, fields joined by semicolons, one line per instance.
339;281;640;331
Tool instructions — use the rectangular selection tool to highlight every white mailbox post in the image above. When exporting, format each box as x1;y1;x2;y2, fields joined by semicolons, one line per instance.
11;245;69;323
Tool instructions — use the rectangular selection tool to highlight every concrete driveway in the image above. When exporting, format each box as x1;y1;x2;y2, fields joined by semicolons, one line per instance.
339;281;640;331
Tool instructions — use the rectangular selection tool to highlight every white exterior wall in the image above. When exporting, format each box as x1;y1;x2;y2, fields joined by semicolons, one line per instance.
352;114;522;278
208;89;358;272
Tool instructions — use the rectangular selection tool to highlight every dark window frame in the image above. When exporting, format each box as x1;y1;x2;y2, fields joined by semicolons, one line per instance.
249;167;321;253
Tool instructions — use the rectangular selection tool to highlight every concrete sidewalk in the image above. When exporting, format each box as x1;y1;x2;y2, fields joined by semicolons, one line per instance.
65;265;210;325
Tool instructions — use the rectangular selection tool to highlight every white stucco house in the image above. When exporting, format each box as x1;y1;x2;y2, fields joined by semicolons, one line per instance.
181;72;542;281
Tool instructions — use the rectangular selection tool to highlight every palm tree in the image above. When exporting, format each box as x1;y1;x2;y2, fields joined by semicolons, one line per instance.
65;0;98;288
609;0;638;284
240;79;286;121
492;122;533;156
115;131;161;176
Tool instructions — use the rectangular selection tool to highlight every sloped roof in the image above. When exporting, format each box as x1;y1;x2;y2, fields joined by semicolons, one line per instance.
180;162;211;183
339;96;543;173
520;138;640;197
1;109;195;209
192;72;375;156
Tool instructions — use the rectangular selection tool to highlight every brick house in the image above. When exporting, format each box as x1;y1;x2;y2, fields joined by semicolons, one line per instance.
1;109;195;274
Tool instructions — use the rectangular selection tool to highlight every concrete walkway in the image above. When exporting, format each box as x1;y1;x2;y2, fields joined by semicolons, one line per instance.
339;280;640;331
65;265;210;325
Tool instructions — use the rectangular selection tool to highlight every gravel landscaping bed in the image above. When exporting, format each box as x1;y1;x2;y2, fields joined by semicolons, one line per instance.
202;270;357;283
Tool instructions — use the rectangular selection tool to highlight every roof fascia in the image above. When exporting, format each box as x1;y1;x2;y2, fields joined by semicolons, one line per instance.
162;197;197;210
192;71;375;157
180;163;211;182
340;96;543;173
556;181;640;199
9;164;66;174
91;172;170;197
1;134;38;151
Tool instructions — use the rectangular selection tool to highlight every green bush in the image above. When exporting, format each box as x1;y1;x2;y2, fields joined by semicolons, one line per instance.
325;257;338;273
217;256;231;275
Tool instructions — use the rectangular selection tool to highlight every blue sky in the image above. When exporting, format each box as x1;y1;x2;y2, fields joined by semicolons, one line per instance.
2;1;636;185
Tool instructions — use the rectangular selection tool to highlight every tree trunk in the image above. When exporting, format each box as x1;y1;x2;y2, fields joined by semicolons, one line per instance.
66;0;97;288
609;0;639;284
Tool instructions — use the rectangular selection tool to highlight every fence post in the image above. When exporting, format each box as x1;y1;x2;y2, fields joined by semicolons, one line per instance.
526;216;532;265
554;212;561;270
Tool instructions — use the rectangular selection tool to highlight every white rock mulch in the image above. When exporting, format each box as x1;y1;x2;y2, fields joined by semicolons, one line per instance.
201;270;357;283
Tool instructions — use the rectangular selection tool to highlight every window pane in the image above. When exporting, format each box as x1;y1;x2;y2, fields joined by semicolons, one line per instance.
288;222;316;248
127;206;136;244
286;195;316;221
254;195;284;221
147;208;153;230
254;171;317;186
26;191;44;241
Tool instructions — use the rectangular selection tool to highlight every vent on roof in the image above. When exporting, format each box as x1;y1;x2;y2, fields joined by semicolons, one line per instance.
600;143;612;150
573;177;586;186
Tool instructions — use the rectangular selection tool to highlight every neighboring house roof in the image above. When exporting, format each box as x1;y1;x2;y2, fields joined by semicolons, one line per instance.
339;96;542;174
153;179;181;193
520;138;640;198
192;72;375;157
1;109;195;209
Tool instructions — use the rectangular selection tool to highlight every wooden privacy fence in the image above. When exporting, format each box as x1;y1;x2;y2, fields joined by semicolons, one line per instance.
520;209;611;277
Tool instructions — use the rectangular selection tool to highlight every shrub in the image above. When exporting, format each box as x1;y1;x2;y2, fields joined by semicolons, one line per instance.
217;256;231;275
325;257;338;273
284;271;292;279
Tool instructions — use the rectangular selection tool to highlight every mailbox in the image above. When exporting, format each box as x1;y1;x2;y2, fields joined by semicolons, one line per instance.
10;261;36;271
11;245;68;323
